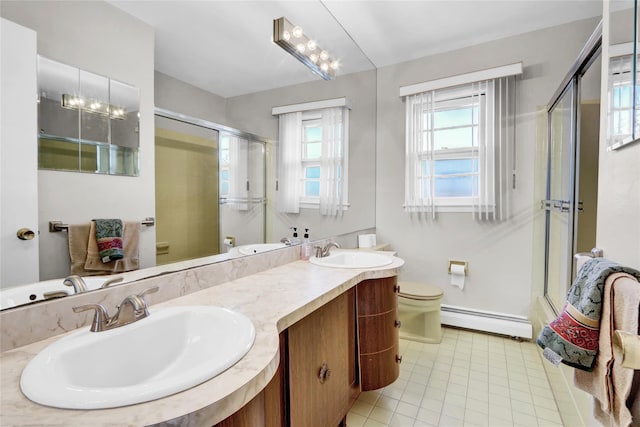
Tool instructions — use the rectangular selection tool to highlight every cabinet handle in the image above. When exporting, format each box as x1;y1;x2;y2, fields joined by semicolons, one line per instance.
394;285;400;293
396;355;402;364
395;320;402;328
318;363;331;384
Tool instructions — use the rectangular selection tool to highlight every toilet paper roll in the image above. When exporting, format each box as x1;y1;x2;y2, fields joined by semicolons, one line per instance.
450;264;466;290
223;238;234;247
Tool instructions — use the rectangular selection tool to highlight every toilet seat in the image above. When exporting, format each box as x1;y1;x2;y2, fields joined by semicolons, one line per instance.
398;281;443;301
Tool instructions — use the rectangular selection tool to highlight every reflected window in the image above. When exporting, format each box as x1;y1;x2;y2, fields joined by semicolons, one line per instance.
608;53;640;148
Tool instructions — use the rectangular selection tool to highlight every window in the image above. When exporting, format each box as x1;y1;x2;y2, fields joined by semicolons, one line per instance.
275;101;349;216
415;95;480;206
219;135;230;197
402;66;519;220
608;53;640;148
301;117;322;200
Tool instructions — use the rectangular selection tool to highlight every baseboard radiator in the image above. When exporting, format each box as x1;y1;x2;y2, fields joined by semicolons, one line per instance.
440;304;533;339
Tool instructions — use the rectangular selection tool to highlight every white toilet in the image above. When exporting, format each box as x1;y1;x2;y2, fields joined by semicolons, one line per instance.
397;281;444;344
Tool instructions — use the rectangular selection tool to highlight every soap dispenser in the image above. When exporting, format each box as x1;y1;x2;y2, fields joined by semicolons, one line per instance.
290;227;300;245
301;228;312;260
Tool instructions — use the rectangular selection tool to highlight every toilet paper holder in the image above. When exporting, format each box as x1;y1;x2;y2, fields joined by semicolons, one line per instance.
448;260;468;275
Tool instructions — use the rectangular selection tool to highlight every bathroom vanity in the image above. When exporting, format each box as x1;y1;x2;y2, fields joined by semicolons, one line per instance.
0;253;403;426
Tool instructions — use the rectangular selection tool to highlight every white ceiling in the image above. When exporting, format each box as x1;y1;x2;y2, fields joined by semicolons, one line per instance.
108;0;605;98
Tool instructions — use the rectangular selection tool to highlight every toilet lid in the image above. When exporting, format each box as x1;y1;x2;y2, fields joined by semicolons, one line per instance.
399;281;443;300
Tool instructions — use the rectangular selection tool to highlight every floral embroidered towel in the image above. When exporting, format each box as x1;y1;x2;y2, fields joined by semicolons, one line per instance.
93;219;124;263
537;258;640;371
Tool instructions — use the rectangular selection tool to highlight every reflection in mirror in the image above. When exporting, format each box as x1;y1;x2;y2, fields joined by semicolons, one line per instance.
37;55;140;174
0;0;377;312
607;1;639;150
155;110;269;266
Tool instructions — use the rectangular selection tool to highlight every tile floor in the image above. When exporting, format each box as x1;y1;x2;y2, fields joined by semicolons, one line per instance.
347;327;563;427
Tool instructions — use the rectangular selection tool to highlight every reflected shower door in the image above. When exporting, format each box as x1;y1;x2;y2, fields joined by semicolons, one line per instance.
155;116;220;265
544;81;577;310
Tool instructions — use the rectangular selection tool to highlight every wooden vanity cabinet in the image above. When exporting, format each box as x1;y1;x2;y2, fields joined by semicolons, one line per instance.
357;276;400;391
286;288;359;427
215;276;400;426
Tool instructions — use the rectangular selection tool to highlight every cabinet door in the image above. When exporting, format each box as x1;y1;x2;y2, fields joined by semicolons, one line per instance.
357;277;400;391
288;290;356;427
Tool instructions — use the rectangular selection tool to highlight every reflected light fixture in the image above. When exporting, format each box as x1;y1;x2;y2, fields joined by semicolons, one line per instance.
61;94;126;119
273;17;338;80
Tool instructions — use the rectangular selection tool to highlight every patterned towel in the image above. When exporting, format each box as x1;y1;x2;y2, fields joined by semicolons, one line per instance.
537;258;640;371
93;219;124;263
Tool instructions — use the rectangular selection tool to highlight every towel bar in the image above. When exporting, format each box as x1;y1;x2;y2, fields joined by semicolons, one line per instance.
49;217;155;232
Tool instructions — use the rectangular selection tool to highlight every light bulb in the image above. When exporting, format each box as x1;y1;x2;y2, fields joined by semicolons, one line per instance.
296;43;306;53
309;53;319;63
90;102;101;110
307;40;317;51
75;98;85;106
320;62;329;72
319;50;329;61
283;30;290;41
330;60;339;70
292;25;303;38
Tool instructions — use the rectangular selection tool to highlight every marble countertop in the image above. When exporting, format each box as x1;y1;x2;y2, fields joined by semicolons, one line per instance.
0;255;403;426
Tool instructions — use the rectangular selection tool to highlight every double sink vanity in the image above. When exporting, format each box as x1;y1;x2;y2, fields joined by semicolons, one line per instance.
0;248;404;426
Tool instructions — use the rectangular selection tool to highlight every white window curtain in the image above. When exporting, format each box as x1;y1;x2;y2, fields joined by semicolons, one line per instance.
404;76;516;221
227;135;249;211
277;112;302;213
320;107;348;216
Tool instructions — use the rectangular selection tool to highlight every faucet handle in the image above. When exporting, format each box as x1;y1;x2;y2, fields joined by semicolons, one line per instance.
73;303;110;332
137;286;159;306
313;246;323;258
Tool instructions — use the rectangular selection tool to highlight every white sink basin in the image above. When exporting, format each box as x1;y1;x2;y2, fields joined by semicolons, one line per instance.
20;306;255;409
309;250;394;268
236;243;287;255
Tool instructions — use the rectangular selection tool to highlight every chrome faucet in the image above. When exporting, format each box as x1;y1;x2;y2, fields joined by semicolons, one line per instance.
72;286;159;332
100;276;124;288
63;275;88;294
314;241;341;258
280;237;293;246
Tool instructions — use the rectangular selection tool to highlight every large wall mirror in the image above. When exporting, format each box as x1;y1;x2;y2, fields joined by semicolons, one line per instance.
607;0;639;150
0;0;377;310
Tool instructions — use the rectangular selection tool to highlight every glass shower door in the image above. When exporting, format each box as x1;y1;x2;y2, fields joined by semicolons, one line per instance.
544;81;577;311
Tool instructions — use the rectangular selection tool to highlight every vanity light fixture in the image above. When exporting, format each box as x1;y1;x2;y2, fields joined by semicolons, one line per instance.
273;17;338;80
61;94;127;119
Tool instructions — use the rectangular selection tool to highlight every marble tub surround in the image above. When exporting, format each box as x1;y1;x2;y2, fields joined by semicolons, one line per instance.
0;245;301;352
0;254;404;426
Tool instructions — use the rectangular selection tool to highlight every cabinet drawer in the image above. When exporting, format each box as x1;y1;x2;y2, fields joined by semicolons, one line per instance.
358;310;399;354
357;276;398;315
359;343;400;391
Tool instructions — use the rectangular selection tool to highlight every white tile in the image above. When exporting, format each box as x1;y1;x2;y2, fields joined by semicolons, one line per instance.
464;408;489;426
368;406;394;424
440;414;465;427
413;421;437;427
446;382;468;397
532;394;559;411
449;373;469;387
400;391;424;406
466;396;489;414
375;395;399;411
512;410;539;426
511;400;536;416
350;400;375;417
389;413;416;427
420;395;444;411
416;407;441;425
363;418;388;427
509;389;533;404
346;411;367;427
395;401;420;418
444;392;467;408
534;406;562;423
442;402;466;419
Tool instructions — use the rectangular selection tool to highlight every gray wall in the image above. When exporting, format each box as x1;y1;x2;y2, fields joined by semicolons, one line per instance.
225;69;378;244
1;1;156;281
155;71;227;123
375;17;601;317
